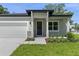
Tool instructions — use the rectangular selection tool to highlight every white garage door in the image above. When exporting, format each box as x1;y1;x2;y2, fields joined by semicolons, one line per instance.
0;21;27;38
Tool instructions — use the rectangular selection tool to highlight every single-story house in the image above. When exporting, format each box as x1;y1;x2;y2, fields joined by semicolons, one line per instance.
0;10;73;38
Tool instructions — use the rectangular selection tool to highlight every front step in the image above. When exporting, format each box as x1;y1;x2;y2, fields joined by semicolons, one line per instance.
23;37;46;44
35;37;46;44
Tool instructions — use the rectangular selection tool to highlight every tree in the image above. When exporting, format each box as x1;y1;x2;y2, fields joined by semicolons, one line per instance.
44;3;73;15
0;5;9;14
44;4;57;10
44;3;74;30
70;20;74;25
44;3;65;12
56;3;65;12
74;23;79;30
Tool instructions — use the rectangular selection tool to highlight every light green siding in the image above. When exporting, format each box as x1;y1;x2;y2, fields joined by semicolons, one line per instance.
49;18;68;37
32;11;71;37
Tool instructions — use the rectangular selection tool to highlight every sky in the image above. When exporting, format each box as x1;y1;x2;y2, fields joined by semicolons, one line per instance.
0;3;79;24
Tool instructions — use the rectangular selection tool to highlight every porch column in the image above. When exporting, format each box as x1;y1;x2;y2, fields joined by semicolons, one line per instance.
46;11;49;38
31;11;34;38
66;18;70;32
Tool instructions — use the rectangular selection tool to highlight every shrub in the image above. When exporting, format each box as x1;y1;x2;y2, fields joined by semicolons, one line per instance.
25;38;35;41
67;32;76;42
48;37;68;43
45;38;48;43
48;32;79;43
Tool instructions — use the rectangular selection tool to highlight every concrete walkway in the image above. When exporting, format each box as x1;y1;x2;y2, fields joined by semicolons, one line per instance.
0;38;25;56
24;37;46;44
35;37;46;44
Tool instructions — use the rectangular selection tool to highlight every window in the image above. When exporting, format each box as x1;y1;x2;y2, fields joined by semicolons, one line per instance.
48;21;59;31
29;22;31;25
53;22;58;30
48;22;52;30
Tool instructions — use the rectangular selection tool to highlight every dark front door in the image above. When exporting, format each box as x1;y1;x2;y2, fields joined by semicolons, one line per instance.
37;21;42;36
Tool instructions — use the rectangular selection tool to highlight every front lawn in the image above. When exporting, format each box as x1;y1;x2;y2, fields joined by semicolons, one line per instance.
11;42;79;56
74;34;79;39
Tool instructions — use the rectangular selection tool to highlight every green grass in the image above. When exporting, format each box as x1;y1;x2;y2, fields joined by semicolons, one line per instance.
74;34;79;39
11;42;79;56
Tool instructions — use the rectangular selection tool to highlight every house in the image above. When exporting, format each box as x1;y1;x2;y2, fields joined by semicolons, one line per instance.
0;10;73;39
26;10;73;38
70;24;75;32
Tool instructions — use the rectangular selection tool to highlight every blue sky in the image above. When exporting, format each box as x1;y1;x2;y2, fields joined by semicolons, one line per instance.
0;3;79;23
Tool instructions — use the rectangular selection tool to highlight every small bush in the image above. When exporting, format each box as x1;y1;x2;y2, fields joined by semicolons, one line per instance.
67;32;79;42
67;32;77;42
25;38;35;41
47;32;79;43
48;37;68;43
45;38;48;43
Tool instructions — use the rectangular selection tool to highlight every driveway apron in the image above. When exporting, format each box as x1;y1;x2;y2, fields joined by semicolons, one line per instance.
0;38;25;56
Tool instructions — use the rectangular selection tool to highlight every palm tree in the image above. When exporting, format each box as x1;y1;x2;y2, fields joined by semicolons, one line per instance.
0;5;9;14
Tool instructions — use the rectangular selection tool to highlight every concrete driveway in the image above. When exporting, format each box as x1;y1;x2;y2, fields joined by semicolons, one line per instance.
0;38;25;56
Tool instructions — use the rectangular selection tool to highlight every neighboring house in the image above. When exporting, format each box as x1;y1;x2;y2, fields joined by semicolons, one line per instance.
70;24;75;32
0;10;73;38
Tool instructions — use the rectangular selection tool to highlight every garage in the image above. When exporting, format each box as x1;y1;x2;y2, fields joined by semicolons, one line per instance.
0;14;31;55
0;15;30;38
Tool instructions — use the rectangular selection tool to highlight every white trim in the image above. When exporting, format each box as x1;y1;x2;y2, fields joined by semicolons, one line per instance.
36;20;43;36
0;21;27;23
48;20;59;32
31;11;34;37
46;11;49;37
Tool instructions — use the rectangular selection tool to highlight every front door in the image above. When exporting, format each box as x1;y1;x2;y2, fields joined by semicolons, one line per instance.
37;21;42;36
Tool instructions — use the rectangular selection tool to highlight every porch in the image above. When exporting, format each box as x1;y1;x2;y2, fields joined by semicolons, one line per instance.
33;18;48;37
24;37;46;44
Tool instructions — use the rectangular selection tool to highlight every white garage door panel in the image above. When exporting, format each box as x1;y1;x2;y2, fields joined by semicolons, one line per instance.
0;17;31;21
0;21;27;26
0;23;27;26
0;24;27;38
